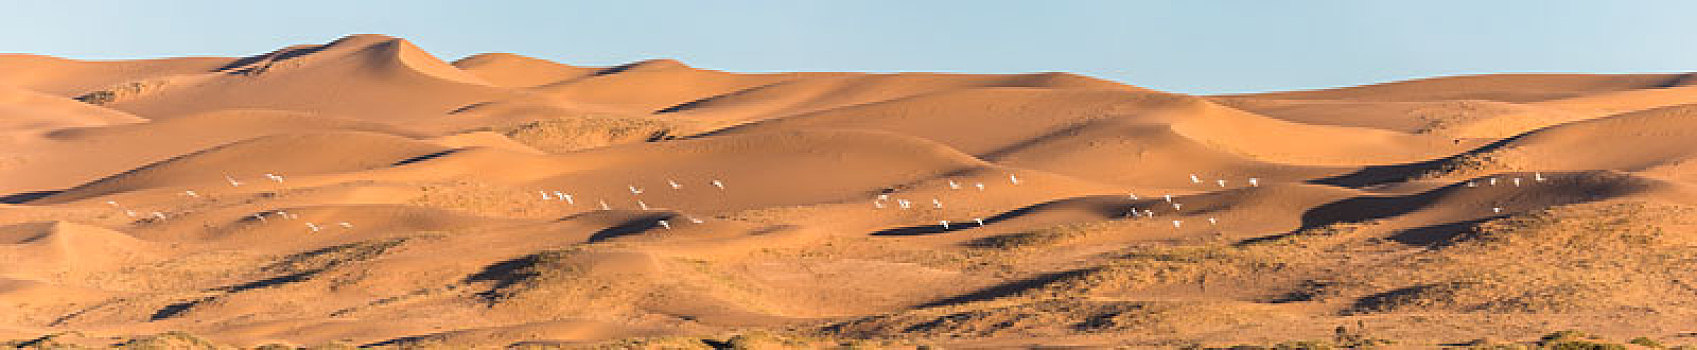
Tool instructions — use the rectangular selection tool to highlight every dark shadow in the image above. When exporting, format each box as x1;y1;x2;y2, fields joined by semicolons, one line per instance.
447;101;491;114
1653;72;1697;88
213;271;319;294
462;255;545;301
872;195;1145;237
1342;283;1452;315
463;256;537;290
1386;217;1497;246
363;333;449;348
1310;134;1526;188
215;44;331;75
593;60;656;76
391;149;462;166
1247;170;1650;247
1238;183;1463;246
1264;280;1337;304
645;129;676;142
873;202;1054;236
0;190;61;204
586;213;678;242
975;121;1099;162
150;296;217;321
916;269;1090;308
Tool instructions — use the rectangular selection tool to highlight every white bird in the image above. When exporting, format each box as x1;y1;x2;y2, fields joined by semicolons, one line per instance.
897;199;912;209
562;194;575;205
252;213;267;222
687;216;704;224
873;201;886;209
183;190;199;198
337;222;353;229
1164;194;1173;203
1208;217;1218;226
638;200;650;210
658;220;672;230
940;220;950;230
225;175;242;187
124;210;138;218
628;185;643;194
1216;179;1227;188
1190;174;1201;184
553;191;565;201
668;180;682;189
1172;220;1183;228
1467;181;1478;188
932;198;943;209
1249;178;1260;187
711;180;725;190
1512;178;1522;187
1128;193;1139;200
105;200;119;207
264;173;284;183
1172;203;1183;211
275;210;297;220
878;194;890;201
306;223;322;232
1489;178;1498;186
975;182;986;191
948;180;961;190
1144;209;1154;217
1534;172;1546;182
539;191;552;200
150;212;167;220
598;200;611;210
974;218;985;226
1009;174;1021;185
1492;207;1503;214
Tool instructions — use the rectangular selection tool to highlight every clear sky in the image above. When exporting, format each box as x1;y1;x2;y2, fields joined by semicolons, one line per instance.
4;0;1692;94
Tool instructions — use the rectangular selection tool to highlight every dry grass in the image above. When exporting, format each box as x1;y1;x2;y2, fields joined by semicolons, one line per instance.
74;81;167;105
1345;202;1697;315
823;299;1247;340
968;221;1117;250
495;114;704;153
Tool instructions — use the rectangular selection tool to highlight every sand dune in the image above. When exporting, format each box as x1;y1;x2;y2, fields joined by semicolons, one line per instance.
1231;73;1697;102
3;35;1696;348
452;53;599;88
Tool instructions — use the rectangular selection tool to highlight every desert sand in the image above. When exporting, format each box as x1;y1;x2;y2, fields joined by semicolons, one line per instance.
3;34;1697;348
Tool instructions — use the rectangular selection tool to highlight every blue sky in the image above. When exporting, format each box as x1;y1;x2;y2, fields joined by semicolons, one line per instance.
3;1;1691;94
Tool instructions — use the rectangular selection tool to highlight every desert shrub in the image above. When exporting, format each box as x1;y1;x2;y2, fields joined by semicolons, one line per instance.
496;115;700;153
1537;331;1625;350
115;331;223;350
1630;337;1664;348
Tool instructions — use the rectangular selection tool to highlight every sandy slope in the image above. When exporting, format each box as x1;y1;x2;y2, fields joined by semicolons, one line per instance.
4;35;1697;348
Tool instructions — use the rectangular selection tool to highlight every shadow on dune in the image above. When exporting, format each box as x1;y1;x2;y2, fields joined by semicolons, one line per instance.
1248;171;1653;246
586;213;679;242
917;269;1090;308
1386;217;1499;246
391;149;463;166
0;190;61;204
870;196;1136;237
1310;134;1525;188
